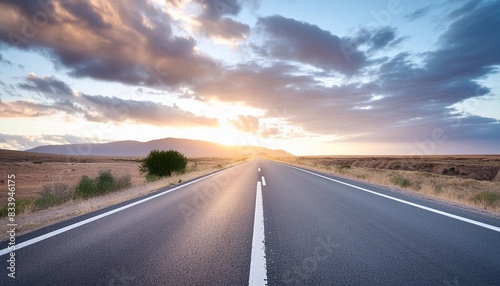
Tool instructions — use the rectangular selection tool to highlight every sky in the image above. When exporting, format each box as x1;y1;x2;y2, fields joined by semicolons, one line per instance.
0;0;499;156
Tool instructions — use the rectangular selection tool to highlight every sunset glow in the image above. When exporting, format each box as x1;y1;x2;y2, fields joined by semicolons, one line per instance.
0;0;499;155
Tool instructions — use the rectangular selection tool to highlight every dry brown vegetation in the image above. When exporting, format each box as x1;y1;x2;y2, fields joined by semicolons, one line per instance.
273;155;500;215
0;149;246;240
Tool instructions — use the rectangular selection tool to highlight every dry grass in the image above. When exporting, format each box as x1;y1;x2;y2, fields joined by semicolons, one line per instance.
274;156;500;215
0;154;246;241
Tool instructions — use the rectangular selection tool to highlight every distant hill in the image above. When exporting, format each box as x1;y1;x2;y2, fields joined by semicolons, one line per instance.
26;137;293;158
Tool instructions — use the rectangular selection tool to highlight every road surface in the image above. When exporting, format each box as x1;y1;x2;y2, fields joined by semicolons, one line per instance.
1;158;499;285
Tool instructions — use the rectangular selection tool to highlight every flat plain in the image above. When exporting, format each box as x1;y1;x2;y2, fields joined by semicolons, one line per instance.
1;150;499;240
0;149;244;239
274;155;500;214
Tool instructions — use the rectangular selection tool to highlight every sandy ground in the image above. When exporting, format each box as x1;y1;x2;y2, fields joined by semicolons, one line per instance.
0;149;245;240
0;149;239;202
1;151;499;240
273;155;500;215
290;155;500;181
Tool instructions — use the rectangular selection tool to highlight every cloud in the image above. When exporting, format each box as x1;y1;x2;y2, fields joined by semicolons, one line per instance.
0;133;104;150
0;53;13;65
59;0;112;30
0;99;56;117
254;15;366;75
426;1;500;82
352;26;405;53
195;0;242;20
405;6;433;21
0;0;218;87
8;74;219;128
446;0;481;20
195;1;500;148
231;115;259;133
1;0;498;154
189;0;252;42
197;17;250;42
196;62;381;136
79;94;218;127
18;73;73;98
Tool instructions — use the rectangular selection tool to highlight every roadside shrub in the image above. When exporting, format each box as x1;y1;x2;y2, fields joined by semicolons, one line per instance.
0;198;36;217
392;175;412;188
75;171;132;199
186;162;198;173
115;174;132;190
145;174;161;182
34;183;72;210
472;191;500;209
75;175;96;198
94;170;115;193
430;180;443;194
337;164;351;171
140;149;188;177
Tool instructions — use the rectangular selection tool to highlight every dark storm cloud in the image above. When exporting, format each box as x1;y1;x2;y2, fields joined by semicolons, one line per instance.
0;0;217;87
10;74;218;128
255;15;366;75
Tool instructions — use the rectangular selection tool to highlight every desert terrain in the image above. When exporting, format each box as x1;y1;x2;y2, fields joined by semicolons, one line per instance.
0;149;245;239
274;155;500;214
0;149;239;202
1;151;499;240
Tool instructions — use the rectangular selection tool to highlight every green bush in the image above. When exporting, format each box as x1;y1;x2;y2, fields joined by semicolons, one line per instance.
0;198;36;217
472;192;500;209
392;175;412;188
75;175;96;198
95;170;115;193
140;149;188;177
75;171;132;199
35;183;72;210
145;174;161;182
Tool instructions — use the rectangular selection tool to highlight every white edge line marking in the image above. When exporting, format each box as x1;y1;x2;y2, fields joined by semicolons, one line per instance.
284;164;500;233
249;181;267;286
0;168;231;256
261;176;266;186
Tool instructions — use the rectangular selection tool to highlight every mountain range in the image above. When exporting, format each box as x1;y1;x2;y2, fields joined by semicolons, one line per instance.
27;138;293;158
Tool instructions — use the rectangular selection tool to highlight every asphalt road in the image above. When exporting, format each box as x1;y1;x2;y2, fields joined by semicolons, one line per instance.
1;158;499;285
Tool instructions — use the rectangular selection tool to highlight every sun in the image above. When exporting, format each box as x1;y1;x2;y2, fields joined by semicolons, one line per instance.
194;123;260;147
